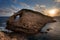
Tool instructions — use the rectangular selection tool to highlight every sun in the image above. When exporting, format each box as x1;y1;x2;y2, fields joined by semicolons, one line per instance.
49;9;56;14
48;9;58;17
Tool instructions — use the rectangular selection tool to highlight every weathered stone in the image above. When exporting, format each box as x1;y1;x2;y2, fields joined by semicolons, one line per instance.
0;31;10;40
6;9;56;34
0;31;27;40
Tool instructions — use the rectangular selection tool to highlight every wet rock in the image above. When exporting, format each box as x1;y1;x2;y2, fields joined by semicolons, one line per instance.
0;31;28;40
6;9;56;34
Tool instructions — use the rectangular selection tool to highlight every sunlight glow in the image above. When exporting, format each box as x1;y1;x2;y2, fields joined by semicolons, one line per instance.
48;9;59;17
49;9;56;14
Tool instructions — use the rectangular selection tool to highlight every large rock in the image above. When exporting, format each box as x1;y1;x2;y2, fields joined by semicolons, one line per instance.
6;9;56;34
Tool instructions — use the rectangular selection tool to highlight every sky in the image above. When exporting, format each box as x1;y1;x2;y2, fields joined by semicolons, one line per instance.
0;0;60;16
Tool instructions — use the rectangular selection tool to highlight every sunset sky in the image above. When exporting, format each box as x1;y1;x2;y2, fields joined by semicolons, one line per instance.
0;0;60;16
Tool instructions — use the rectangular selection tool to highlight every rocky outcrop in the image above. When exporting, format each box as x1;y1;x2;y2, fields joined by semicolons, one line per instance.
6;9;56;35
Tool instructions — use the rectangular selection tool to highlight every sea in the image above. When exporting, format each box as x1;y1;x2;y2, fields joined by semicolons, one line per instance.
0;16;60;40
0;16;9;31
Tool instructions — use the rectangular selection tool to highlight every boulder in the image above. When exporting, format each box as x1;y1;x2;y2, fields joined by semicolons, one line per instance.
6;9;56;34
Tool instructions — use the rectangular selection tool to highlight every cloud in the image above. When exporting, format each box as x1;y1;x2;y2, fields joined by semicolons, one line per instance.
12;0;30;9
39;5;46;8
33;4;46;13
0;8;13;13
10;5;20;12
53;0;60;8
0;5;21;16
19;2;30;8
53;0;60;2
0;9;13;16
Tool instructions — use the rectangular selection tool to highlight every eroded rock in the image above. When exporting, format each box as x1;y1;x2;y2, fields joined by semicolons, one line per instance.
0;31;10;40
0;31;27;40
6;9;56;34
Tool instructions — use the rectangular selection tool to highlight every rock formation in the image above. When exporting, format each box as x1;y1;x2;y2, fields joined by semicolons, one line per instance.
6;9;56;35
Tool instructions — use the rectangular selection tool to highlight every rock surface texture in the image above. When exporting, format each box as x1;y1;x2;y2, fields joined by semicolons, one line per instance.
6;9;56;34
0;31;27;40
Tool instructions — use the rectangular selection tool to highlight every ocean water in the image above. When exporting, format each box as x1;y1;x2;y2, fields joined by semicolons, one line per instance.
0;16;60;40
0;17;9;31
0;17;9;27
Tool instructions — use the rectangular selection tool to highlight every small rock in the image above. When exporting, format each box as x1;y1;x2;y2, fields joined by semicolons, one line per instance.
0;31;28;40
